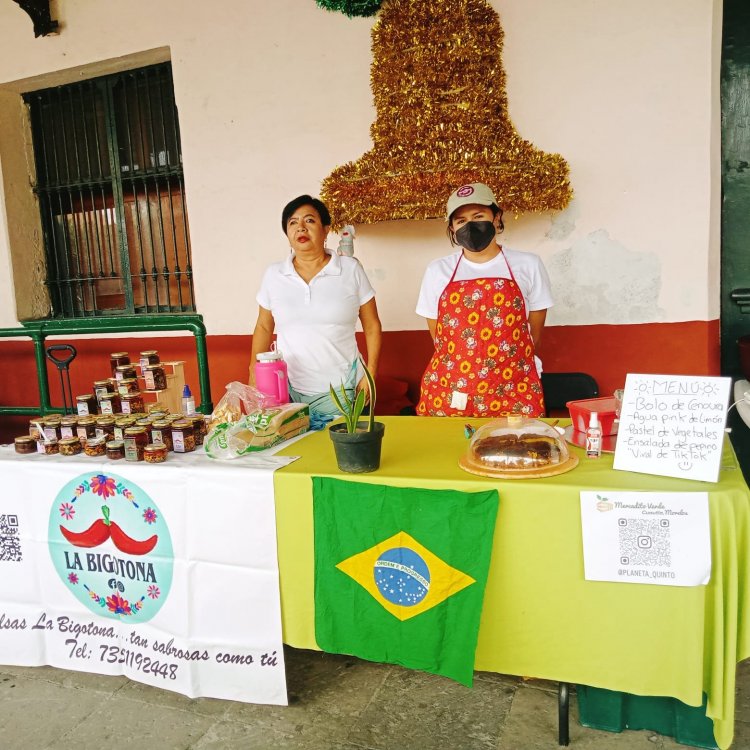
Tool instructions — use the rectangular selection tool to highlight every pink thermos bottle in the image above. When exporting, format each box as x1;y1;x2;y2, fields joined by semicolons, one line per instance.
254;348;289;406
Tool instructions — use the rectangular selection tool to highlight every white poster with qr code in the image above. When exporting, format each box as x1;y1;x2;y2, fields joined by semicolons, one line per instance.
580;491;711;586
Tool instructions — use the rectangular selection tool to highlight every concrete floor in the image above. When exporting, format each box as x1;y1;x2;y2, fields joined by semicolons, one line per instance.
1;649;749;750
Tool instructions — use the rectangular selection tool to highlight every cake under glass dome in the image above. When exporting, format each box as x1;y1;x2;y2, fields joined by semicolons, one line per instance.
459;416;578;479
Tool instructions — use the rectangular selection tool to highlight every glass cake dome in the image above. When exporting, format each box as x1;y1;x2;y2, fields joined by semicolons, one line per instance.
459;416;577;478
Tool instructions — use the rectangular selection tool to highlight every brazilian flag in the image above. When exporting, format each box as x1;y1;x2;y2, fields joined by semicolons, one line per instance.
313;477;499;686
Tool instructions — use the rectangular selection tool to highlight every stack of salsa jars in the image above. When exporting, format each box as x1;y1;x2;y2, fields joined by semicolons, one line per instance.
13;350;205;464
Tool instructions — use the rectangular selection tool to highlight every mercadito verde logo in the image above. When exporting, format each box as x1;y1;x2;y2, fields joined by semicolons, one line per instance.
49;473;173;623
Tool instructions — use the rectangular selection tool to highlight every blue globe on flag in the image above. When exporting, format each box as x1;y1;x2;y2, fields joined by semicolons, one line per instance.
373;547;430;606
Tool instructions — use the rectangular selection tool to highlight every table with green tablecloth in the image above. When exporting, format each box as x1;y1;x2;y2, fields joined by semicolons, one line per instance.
274;416;750;749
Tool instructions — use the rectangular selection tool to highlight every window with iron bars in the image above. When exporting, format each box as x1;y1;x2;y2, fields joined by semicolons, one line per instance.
24;62;195;318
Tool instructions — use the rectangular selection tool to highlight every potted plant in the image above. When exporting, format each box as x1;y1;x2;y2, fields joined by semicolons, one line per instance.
328;360;385;473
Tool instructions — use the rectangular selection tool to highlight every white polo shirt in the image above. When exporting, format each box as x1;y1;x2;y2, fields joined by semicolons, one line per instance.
257;250;375;395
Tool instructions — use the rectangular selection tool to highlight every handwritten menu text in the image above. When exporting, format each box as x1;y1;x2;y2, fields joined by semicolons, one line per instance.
613;374;731;483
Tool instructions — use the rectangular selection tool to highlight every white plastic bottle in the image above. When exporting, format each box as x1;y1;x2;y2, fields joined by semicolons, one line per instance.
585;412;602;458
181;384;196;416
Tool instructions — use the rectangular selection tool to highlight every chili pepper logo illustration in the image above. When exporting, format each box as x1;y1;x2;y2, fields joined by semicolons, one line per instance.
50;472;173;623
60;505;158;555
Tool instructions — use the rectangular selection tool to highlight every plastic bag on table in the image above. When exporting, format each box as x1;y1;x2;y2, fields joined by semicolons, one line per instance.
205;402;310;459
206;381;271;432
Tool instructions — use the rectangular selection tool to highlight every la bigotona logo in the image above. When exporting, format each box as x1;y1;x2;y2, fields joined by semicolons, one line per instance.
49;473;173;623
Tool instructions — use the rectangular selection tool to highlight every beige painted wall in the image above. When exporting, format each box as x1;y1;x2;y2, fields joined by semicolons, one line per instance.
0;0;721;334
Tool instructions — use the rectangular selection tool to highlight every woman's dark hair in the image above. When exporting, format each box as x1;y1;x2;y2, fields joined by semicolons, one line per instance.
446;204;504;246
281;195;331;233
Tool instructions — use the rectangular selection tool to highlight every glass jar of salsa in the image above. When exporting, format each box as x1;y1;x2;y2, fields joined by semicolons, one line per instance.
76;394;98;417
190;415;207;446
98;392;121;415
106;440;125;460
144;443;168;463
151;420;173;451
76;416;97;444
171;420;196;453
143;364;167;391
28;417;44;440
95;416;116;441
117;378;139;396
139;350;160;369
93;379;114;401
115;364;138;382
124;426;148;461
84;437;106;457
41;438;59;455
121;392;145;415
110;352;130;377
60;416;78;439
59;436;83;456
14;436;36;455
114;416;137;441
42;417;61;442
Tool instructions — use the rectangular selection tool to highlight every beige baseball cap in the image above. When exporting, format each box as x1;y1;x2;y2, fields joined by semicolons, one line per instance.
446;183;498;221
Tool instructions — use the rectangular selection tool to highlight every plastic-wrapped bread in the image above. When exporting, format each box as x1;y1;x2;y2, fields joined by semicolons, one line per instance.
205;403;310;459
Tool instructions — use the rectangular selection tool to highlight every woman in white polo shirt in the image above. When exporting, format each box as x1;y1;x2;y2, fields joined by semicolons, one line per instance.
250;195;382;424
416;183;552;418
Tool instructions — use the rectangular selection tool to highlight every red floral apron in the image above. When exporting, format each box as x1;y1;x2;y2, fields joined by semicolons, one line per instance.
417;251;545;417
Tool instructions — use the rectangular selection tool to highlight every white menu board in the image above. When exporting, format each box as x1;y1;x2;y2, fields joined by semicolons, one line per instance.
613;374;731;483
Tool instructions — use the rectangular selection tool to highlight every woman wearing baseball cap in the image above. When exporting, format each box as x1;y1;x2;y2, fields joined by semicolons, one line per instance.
415;183;552;417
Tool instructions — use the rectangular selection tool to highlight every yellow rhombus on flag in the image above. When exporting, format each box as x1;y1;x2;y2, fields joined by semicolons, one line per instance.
336;530;476;621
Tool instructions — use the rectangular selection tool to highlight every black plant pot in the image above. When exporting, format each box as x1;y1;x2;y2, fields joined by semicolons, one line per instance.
328;421;385;473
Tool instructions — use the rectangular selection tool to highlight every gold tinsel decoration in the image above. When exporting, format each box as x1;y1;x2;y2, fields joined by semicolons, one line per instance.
321;0;572;228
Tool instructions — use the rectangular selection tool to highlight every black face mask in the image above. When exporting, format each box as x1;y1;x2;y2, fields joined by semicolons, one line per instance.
455;221;496;252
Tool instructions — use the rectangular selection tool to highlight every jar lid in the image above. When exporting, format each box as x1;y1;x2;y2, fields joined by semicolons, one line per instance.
122;391;143;399
93;379;112;386
77;416;96;424
60;436;82;446
171;419;192;428
86;437;106;446
110;351;129;357
15;436;34;445
124;426;148;435
76;393;95;400
61;416;78;425
116;363;136;371
43;416;62;424
144;443;166;453
152;420;171;428
96;416;115;425
115;417;137;426
106;440;124;449
143;364;163;371
140;350;158;356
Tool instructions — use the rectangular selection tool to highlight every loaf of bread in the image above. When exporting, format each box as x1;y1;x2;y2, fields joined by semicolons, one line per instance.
205;402;310;459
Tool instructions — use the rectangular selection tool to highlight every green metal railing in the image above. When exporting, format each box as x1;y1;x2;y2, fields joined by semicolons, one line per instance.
0;314;212;416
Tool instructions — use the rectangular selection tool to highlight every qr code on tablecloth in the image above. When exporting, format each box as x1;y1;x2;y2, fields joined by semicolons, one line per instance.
618;517;671;567
0;514;22;562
